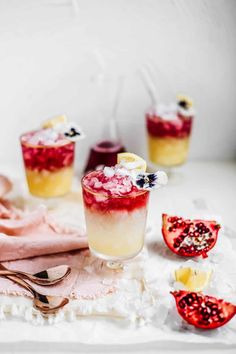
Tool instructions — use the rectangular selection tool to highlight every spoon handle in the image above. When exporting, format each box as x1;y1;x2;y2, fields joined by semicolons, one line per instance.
0;264;71;286
0;263;41;281
0;269;52;286
0;273;70;315
0;274;36;297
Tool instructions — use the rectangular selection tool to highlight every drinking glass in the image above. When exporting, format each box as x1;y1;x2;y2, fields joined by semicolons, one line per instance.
20;131;75;198
146;112;193;168
82;172;149;269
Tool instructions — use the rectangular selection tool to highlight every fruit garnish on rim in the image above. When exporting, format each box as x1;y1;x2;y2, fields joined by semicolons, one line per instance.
42;114;68;129
117;153;168;191
117;152;147;171
162;214;221;258
171;290;236;330
174;266;212;291
41;114;85;142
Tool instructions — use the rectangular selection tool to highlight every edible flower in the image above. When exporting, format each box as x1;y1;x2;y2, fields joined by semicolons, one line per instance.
177;94;193;110
55;122;85;142
134;171;168;191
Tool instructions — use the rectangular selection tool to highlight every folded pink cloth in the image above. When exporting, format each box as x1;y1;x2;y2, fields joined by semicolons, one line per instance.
0;205;88;262
0;175;116;303
0;175;88;261
0;250;116;299
0;175;12;197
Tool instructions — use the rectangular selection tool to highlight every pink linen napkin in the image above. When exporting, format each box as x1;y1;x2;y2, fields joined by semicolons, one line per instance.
0;205;88;262
0;175;116;302
0;174;88;262
0;250;116;299
0;175;12;197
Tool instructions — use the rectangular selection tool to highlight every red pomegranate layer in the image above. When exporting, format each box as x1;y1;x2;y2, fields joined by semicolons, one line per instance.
21;139;75;172
146;114;193;138
82;170;149;213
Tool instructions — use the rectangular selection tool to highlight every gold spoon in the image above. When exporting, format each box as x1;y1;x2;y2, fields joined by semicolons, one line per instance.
0;264;71;286
1;273;69;314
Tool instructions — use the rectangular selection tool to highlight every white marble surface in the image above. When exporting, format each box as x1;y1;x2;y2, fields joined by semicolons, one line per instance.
0;161;236;353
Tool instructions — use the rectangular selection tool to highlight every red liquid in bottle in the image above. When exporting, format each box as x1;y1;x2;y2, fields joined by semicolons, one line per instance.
84;140;125;173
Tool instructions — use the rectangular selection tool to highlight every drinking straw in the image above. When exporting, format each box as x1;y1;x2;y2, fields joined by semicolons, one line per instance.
109;75;125;141
138;64;160;105
145;60;175;99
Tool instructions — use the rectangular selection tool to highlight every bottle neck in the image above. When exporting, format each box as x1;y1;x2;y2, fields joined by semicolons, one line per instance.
102;117;121;143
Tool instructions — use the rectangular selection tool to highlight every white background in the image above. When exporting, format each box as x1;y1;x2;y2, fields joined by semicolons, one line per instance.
0;0;235;171
0;3;236;352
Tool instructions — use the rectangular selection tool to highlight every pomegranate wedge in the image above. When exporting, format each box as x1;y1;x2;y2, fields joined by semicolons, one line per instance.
162;214;221;258
171;290;236;330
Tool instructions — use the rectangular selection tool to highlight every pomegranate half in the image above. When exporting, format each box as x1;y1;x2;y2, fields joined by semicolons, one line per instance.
171;290;236;330
162;214;221;258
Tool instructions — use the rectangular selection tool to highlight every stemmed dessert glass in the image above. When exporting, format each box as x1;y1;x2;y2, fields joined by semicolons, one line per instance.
82;154;168;270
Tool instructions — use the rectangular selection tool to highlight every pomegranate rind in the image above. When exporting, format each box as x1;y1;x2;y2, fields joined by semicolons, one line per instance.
162;214;221;258
171;290;236;330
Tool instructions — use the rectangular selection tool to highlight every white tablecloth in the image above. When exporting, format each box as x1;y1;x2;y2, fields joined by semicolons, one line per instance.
0;161;236;354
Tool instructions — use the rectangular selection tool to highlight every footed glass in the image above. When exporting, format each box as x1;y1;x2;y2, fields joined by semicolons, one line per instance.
146;112;193;167
82;170;149;269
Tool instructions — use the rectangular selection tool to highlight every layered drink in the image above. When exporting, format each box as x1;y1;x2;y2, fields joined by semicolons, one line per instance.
146;97;194;166
21;130;75;198
82;167;150;261
20;115;84;198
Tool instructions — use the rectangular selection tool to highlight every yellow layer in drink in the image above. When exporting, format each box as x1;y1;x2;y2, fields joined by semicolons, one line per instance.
148;135;190;166
25;166;73;198
85;208;147;259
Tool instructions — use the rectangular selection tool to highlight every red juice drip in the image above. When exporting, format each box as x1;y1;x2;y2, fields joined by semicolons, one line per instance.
84;140;125;173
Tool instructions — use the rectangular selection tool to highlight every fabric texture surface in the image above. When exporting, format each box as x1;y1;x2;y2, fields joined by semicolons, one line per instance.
0;175;115;301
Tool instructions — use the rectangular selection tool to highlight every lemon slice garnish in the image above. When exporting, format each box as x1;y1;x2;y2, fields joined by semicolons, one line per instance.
42;114;68;129
175;267;212;292
117;152;147;172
